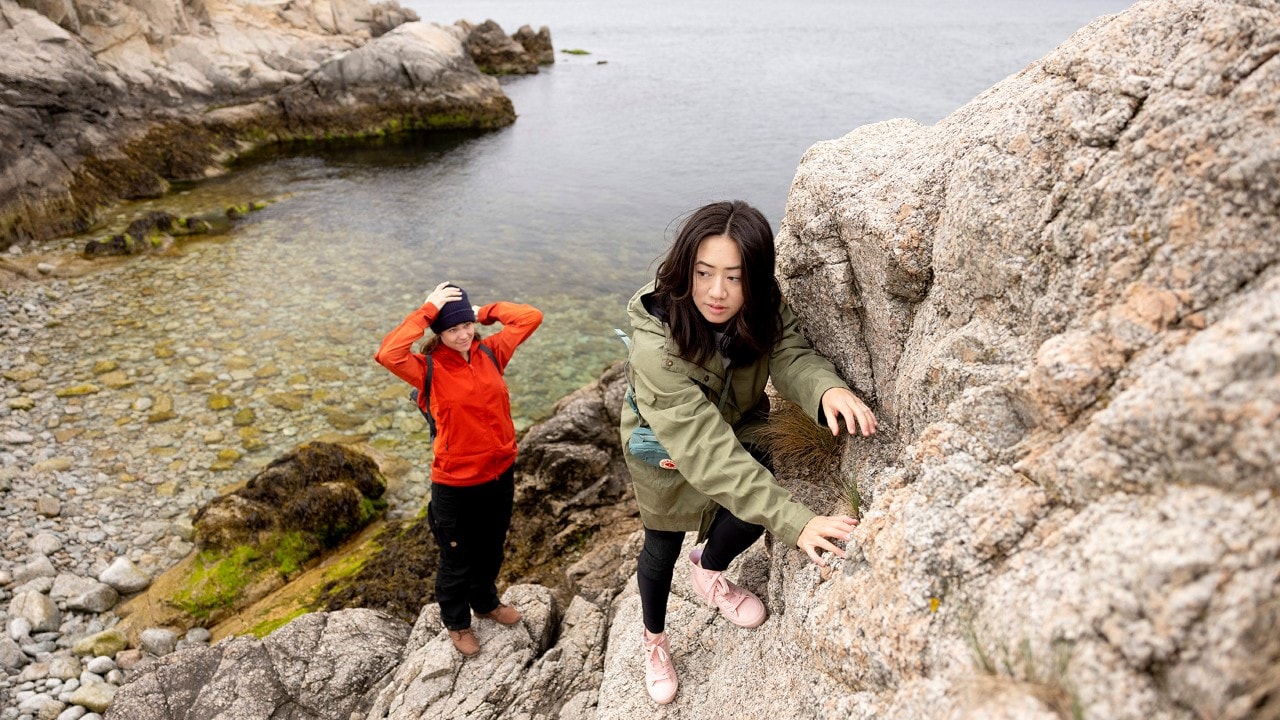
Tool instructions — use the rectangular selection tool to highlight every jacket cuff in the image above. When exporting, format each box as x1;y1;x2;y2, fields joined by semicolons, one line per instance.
776;505;817;549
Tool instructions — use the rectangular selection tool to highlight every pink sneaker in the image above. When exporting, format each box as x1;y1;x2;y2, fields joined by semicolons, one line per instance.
689;548;767;628
642;629;678;704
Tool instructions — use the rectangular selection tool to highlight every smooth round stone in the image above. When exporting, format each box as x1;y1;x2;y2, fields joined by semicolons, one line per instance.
9;617;33;641
83;657;113;675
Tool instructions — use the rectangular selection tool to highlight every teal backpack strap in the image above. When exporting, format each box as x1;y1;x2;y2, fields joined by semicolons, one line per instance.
409;343;501;440
614;329;643;417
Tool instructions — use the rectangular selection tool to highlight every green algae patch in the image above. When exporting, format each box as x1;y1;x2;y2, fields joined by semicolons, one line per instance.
560;48;591;55
273;531;316;576
250;608;309;638
173;546;262;621
313;516;436;623
207;520;384;642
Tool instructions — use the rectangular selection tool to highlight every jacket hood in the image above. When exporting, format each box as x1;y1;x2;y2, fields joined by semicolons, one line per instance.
626;280;667;341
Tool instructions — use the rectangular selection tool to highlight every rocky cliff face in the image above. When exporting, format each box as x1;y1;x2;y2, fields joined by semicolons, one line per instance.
777;0;1279;717
102;0;1278;718
0;0;513;247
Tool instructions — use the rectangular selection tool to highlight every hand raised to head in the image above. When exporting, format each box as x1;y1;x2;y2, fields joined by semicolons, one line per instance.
424;282;463;311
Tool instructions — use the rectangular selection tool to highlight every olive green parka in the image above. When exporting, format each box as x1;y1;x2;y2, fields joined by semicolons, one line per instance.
620;281;850;548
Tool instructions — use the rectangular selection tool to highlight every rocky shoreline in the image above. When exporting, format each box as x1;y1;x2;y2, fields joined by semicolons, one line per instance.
1;0;562;713
4;0;1279;718
0;0;554;250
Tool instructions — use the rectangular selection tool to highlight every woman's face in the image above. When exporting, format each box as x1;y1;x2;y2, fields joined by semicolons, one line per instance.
440;322;475;354
693;234;744;325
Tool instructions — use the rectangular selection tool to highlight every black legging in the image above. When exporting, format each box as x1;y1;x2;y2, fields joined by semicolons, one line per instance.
637;506;765;634
427;465;515;631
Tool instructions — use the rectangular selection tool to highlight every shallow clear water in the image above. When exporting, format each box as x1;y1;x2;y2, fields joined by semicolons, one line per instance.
44;0;1135;439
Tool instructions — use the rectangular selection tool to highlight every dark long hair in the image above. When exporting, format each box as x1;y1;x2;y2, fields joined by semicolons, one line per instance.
652;200;781;367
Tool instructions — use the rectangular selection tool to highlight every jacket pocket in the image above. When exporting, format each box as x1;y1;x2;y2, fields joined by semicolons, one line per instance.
630;467;691;518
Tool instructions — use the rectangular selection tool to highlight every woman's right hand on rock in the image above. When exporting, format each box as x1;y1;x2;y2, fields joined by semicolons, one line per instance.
424;282;461;310
796;514;858;567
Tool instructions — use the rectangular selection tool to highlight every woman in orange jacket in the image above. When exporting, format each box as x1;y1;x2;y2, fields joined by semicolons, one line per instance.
375;281;543;657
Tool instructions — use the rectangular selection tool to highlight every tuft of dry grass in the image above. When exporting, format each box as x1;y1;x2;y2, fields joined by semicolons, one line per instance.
964;619;1081;720
759;397;860;515
758;397;838;471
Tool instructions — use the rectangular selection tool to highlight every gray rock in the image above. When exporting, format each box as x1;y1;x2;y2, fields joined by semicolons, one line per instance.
47;656;80;680
108;608;408;718
14;556;56;585
29;534;62;557
16;693;58;716
13;577;55;595
138;628;176;657
9;616;33;641
0;637;29;670
84;657;114;675
9;592;60;633
56;705;87;720
97;558;150;595
50;576;117;614
461;19;538;75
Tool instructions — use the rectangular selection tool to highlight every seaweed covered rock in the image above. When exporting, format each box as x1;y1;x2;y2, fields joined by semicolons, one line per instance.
114;442;387;636
81;210;218;257
193;441;386;551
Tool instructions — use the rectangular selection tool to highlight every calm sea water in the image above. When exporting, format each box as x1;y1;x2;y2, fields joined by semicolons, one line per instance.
65;0;1135;427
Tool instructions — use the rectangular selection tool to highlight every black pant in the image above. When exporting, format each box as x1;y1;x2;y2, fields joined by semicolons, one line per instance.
427;465;515;631
636;505;765;634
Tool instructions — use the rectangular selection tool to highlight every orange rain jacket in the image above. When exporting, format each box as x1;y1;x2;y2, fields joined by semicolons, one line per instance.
375;301;543;487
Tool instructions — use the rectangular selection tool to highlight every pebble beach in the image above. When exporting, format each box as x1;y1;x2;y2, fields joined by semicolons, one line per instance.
0;236;439;718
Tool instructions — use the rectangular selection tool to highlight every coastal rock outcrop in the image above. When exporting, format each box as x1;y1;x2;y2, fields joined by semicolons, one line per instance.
452;19;551;75
774;0;1280;718
0;0;517;247
53;1;1278;719
103;608;409;720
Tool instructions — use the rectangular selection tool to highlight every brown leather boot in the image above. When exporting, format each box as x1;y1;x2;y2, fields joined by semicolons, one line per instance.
449;627;480;656
477;603;521;626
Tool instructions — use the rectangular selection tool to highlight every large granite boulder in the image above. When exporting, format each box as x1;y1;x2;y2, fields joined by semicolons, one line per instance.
774;0;1280;718
105;608;410;720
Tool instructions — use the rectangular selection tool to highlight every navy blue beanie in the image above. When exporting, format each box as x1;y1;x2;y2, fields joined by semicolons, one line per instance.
431;286;476;333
